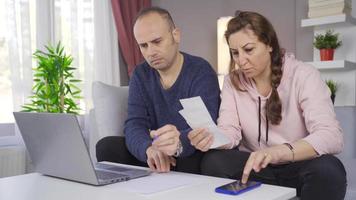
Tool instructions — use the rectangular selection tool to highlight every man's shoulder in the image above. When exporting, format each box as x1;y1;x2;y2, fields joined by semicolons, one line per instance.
131;61;155;79
133;61;151;74
182;52;214;73
183;52;210;65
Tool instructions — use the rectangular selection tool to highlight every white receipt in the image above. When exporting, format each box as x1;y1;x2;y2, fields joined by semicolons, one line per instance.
179;96;230;148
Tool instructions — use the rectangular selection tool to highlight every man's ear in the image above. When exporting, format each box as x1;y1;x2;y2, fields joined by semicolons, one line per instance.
172;28;181;43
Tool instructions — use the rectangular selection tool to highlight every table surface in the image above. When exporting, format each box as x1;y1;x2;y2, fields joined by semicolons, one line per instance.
0;164;296;200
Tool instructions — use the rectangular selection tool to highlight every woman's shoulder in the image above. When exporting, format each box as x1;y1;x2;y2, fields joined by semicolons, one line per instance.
221;72;249;93
222;73;238;88
283;53;319;79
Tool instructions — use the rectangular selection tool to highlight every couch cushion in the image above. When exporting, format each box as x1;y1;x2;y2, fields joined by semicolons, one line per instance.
92;81;128;138
342;158;356;200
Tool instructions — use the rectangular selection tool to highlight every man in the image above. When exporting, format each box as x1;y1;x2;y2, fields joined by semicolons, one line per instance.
96;7;220;174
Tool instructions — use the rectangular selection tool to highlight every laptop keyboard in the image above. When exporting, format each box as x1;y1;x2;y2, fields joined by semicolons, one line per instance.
95;162;151;180
96;170;128;181
95;163;132;172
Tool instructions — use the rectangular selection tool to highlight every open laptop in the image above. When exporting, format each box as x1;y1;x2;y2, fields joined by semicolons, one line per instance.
13;112;151;185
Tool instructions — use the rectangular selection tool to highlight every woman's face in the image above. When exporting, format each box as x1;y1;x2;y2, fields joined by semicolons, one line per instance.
228;28;272;80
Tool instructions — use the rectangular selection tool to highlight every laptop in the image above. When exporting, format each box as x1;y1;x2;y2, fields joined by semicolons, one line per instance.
13;112;151;185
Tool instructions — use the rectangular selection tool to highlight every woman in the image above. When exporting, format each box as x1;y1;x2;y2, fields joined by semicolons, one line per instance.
188;11;346;199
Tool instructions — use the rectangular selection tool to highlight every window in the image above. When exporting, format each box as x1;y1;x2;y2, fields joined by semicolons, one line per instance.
1;2;16;123
0;0;94;142
0;0;36;124
54;0;94;112
0;36;13;123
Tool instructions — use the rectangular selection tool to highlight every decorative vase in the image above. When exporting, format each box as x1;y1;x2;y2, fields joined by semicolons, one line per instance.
320;49;334;61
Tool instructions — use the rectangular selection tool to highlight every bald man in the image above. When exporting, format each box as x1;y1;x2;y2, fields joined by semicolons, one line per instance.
96;7;220;174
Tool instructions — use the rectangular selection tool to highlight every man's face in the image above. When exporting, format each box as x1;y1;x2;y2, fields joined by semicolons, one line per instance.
134;13;180;71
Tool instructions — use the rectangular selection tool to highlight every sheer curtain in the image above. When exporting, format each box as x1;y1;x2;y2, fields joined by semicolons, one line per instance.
7;0;33;113
53;0;94;113
52;0;121;140
0;0;121;145
0;0;35;145
93;0;120;87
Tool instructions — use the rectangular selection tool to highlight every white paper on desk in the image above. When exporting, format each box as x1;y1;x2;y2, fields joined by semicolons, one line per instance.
179;96;230;149
117;172;202;195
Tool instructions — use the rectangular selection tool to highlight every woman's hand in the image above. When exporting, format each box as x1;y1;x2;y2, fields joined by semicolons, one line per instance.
188;128;214;152
241;145;289;184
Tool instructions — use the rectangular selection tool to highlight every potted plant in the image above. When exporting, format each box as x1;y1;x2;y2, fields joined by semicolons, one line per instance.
325;79;338;104
22;42;82;114
313;29;342;61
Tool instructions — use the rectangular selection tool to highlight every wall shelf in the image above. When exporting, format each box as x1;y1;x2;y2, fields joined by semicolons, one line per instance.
307;60;356;70
301;6;356;105
301;14;356;27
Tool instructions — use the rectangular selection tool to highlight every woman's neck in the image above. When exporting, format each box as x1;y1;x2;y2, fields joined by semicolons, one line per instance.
253;65;272;97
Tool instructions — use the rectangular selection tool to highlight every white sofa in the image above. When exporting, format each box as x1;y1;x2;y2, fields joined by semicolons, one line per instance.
335;106;356;200
89;81;128;163
89;81;355;199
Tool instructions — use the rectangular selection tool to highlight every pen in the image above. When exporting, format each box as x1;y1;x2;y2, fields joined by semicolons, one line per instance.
153;135;159;141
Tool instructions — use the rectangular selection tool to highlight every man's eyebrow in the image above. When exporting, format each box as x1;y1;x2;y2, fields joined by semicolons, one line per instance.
138;37;162;46
151;37;162;42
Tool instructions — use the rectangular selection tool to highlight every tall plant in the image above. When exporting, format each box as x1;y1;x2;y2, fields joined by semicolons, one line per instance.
22;42;82;114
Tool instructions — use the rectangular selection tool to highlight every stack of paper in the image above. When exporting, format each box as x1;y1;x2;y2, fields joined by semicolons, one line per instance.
308;0;352;18
179;96;230;149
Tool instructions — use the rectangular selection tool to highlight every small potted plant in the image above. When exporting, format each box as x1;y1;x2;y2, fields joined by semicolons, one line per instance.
325;79;338;104
22;41;82;114
313;29;342;61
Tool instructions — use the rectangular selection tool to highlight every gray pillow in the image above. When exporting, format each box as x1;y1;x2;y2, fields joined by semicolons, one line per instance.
92;81;128;138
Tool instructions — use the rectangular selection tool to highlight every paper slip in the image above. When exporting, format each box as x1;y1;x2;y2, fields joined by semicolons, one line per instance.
179;96;230;149
115;172;203;195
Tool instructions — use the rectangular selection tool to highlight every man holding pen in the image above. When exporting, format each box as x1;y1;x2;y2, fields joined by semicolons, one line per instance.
96;7;220;174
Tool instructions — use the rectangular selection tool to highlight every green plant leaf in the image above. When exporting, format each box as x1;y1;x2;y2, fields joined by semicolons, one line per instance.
23;41;82;114
325;79;338;95
69;79;81;82
313;29;342;49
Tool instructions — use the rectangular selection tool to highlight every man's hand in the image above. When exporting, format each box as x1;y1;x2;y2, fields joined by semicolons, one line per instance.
146;146;176;172
150;124;180;156
188;128;213;152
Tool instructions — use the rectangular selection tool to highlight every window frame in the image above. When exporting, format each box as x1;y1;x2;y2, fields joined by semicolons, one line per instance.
0;123;19;146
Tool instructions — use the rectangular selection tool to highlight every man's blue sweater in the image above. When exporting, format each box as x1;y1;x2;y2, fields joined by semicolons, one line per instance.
124;52;221;162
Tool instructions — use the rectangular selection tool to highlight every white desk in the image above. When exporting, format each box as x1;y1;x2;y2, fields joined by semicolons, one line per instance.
0;169;295;200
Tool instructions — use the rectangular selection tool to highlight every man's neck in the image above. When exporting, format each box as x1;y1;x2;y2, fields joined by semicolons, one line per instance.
158;52;184;89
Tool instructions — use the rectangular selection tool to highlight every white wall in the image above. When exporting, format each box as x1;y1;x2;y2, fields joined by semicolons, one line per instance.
152;0;356;106
153;0;296;70
295;0;314;61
